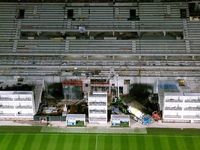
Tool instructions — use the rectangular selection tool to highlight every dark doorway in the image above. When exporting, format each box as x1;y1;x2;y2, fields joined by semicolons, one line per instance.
180;9;187;18
18;9;25;19
189;3;200;17
67;9;74;19
119;86;123;94
130;9;136;19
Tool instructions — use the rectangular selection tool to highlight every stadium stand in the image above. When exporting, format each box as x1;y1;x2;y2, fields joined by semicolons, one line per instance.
0;1;200;77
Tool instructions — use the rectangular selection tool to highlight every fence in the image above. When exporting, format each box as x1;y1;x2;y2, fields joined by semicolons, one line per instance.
34;115;66;121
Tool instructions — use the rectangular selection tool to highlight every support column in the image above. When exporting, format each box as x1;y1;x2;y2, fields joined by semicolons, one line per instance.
37;31;41;36
87;31;90;36
192;55;195;60
163;31;166;36
112;31;115;36
137;31;140;37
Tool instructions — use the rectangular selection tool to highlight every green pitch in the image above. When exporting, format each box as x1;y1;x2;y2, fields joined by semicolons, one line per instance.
0;126;200;150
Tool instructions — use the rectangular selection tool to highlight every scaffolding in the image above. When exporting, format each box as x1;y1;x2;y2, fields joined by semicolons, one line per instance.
62;80;83;100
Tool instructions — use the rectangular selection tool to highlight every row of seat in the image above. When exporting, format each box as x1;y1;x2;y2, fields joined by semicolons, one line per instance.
0;39;191;54
190;40;200;53
0;2;199;56
187;21;200;39
0;4;17;40
69;40;132;52
136;40;186;54
17;40;65;52
0;41;14;52
0;3;189;31
1;56;200;68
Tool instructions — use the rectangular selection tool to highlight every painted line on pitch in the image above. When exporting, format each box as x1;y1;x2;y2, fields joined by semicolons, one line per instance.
95;134;98;150
0;133;200;138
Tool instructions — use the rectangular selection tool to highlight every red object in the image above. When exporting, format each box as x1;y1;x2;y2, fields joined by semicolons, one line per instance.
152;111;161;121
62;80;82;86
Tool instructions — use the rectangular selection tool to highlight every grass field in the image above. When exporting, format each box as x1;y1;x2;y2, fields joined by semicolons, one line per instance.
0;126;200;150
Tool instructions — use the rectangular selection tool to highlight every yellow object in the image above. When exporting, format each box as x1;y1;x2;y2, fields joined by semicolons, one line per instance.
50;37;64;41
177;79;185;86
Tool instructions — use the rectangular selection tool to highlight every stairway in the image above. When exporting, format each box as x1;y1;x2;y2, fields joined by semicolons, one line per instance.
12;20;21;52
183;19;190;53
65;40;69;52
67;20;71;29
132;40;136;53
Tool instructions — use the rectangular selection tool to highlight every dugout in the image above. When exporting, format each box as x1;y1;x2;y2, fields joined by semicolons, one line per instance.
111;115;130;127
66;114;86;127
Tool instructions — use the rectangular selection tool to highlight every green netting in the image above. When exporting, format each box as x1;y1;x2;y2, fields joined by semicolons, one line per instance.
63;86;82;100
